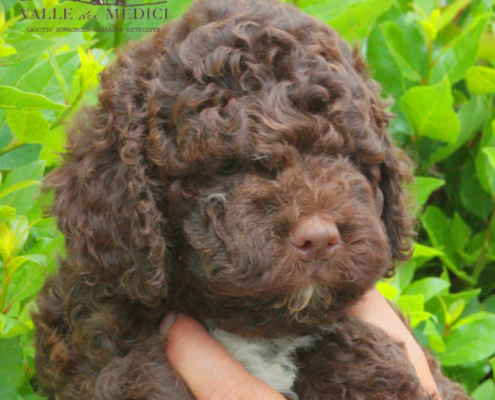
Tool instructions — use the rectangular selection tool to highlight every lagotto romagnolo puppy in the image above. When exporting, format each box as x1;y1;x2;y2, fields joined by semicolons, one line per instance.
32;0;471;399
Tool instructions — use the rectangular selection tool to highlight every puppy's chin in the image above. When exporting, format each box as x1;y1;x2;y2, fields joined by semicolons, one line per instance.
200;281;373;338
267;280;370;327
267;285;337;329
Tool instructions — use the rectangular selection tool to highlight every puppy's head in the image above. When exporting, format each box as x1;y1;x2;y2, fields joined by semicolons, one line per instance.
46;0;414;336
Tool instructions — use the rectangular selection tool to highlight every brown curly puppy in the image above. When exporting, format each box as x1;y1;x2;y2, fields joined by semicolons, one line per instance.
32;0;471;399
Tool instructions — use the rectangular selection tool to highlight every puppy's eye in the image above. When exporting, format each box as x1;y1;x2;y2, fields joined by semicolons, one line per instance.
218;159;240;175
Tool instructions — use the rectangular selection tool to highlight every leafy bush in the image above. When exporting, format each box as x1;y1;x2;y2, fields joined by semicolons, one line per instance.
0;0;494;399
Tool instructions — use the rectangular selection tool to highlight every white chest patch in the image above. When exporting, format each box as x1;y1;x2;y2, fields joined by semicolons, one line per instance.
210;328;315;399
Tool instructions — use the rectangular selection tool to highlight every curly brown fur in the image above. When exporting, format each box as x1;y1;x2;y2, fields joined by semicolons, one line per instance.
295;317;433;400
294;312;470;400
32;0;469;399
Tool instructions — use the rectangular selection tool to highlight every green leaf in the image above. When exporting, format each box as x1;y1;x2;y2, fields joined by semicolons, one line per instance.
326;0;394;42
0;110;12;149
0;161;45;215
0;206;16;218
421;19;438;42
466;66;495;94
476;147;495;196
0;86;66;111
0;56;39;88
403;243;444;279
411;243;444;261
24;191;54;226
0;180;39;201
447;299;466;325
483;294;495;313
408;311;434;327
10;39;54;61
7;237;63;306
0;144;42;171
377;281;400;300
436;0;470;33
409;176;445;206
6;256;28;276
40;125;66;167
299;0;363;22
0;0;16;12
367;25;407;99
400;77;460;143
429;95;488;164
398;294;433;327
47;50;70;104
16;51;79;105
440;312;495;366
21;254;47;268
464;235;485;271
397;262;417;289
479;31;495;62
0;315;30;339
453;310;495;329
1;220;16;252
421;206;456;258
378;21;425;82
6;110;49;143
463;231;484;264
424;9;441;40
0;338;24;395
0;239;9;263
421;206;476;284
0;391;20;400
451;213;472;256
0;39;16;58
75;47;102;93
480;118;495;149
413;0;435;16
441;289;482;313
460;159;494;219
472;379;495;400
430;13;490;84
424;319;445;352
402;277;451;302
9;216;29;256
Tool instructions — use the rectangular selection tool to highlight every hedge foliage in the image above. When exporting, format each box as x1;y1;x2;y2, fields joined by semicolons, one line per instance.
0;0;495;398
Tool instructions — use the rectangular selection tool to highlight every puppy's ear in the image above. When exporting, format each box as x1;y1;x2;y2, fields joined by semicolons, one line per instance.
378;134;415;269
43;54;169;307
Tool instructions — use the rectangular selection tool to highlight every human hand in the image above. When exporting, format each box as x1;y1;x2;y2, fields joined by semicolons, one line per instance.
161;313;285;400
348;288;442;399
160;291;442;400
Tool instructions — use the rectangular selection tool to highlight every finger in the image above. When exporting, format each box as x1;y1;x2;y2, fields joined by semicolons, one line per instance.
163;314;285;400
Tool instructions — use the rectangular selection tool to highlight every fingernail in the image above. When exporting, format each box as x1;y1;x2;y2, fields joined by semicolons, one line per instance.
160;312;177;337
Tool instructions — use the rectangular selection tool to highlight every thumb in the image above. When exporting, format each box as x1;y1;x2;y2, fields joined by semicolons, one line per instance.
162;313;285;400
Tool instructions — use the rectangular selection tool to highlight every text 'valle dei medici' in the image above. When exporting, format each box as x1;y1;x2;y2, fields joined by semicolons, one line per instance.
20;7;169;20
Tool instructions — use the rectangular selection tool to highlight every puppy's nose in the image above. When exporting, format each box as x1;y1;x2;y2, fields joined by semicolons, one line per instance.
289;216;340;261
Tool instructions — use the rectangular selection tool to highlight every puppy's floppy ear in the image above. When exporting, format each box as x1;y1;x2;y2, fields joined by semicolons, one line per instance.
43;51;169;307
378;133;416;269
